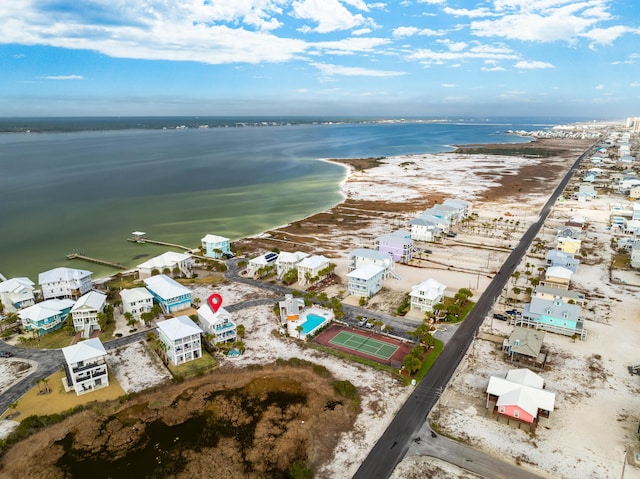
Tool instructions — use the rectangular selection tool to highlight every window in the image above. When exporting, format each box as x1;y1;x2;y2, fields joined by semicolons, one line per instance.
499;406;505;413
514;410;519;418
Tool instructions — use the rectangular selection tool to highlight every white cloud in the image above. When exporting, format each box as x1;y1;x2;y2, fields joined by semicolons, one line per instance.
41;75;85;80
197;0;285;31
441;83;456;87
418;0;446;4
630;82;640;88
444;7;495;18
582;25;630;47
342;0;370;11
291;0;368;33
437;39;468;51
514;60;554;69
295;88;309;93
595;84;604;89
312;37;390;55
409;44;519;63
311;62;405;76
352;27;372;35
392;26;446;37
481;66;506;71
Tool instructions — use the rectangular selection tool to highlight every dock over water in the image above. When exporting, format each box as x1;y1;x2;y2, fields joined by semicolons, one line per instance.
127;231;191;251
66;253;128;270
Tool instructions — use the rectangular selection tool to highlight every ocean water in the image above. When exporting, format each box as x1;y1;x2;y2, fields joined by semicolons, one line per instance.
0;117;572;280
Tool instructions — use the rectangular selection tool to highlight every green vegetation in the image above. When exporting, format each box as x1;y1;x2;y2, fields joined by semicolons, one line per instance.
289;460;313;479
167;350;218;381
455;145;562;157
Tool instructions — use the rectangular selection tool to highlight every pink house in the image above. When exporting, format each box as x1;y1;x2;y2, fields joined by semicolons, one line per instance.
485;369;555;427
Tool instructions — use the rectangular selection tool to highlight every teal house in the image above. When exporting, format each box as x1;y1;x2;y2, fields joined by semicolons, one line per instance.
518;297;586;340
201;234;231;259
18;298;75;336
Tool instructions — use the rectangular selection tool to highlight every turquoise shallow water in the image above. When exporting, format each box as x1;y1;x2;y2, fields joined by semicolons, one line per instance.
0;117;566;280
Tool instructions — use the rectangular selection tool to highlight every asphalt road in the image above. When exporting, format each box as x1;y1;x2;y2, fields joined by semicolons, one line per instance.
352;142;597;479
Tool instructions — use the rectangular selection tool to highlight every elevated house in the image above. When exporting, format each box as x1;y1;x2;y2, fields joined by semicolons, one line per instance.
556;226;580;240
276;251;309;280
533;284;585;306
503;327;547;368
556;237;581;256
197;303;236;344
61;338;109;396
543;266;573;289
517;296;586;340
144;274;192;314
408;217;441;243
348;248;399;280
247;251;279;277
416;212;449;233
156;315;203;366
545;250;580;273
409;278;446;314
136;251;193;279
297;255;330;287
425;204;457;225
201;234;231;259
486;369;555;428
18;299;75;336
375;233;413;263
39;267;93;300
119;287;154;321
443;198;473;218
71;291;107;338
0;277;36;313
347;264;385;299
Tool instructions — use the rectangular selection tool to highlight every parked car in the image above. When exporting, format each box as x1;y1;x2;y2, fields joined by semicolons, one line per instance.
0;351;13;358
446;232;457;238
505;309;521;316
423;249;433;254
358;317;368;327
493;313;508;321
222;252;235;259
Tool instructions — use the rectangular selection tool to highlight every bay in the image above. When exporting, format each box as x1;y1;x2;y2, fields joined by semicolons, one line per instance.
0;118;564;280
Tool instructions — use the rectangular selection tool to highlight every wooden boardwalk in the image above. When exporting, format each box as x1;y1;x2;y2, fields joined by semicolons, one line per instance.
127;237;191;251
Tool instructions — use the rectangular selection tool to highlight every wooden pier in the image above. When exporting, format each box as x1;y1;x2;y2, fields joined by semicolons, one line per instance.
66;253;128;270
127;236;192;251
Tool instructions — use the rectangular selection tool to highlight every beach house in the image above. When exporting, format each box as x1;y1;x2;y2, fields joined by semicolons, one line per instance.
278;294;305;323
201;234;231;259
156;315;203;366
533;285;585;306
409;278;446;313
71;291;107;338
408;217;441;242
297;255;330;287
348;249;398;279
61;338;109;396
18;298;75;336
443;198;473;218
504;327;546;364
276;251;309;280
144;274;192;314
136;251;193;279
347;264;385;299
545;250;580;273
375;233;414;263
518;296;585;339
0;277;35;313
197;303;236;344
486;369;555;427
247;251;279;277
556;237;581;255
543;266;573;289
119;287;154;321
39;267;93;300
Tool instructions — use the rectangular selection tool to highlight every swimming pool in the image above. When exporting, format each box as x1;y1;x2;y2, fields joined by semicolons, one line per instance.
301;313;330;335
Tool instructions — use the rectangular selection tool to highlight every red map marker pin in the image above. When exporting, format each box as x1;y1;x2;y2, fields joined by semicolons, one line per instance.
208;293;223;313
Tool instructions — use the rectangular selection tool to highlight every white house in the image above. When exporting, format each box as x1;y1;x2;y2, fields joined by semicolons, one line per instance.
408;217;440;242
348;249;398;279
136;251;193;279
39;267;93;300
347;264;385;299
443;198;473;218
0;277;36;312
276;251;309;280
197;303;237;344
18;299;75;336
544;266;573;289
410;278;446;313
156;315;203;366
278;294;305;323
120;287;154;321
297;255;330;287
71;291;107;338
247;251;279;277
61;338;109;396
144;275;192;314
201;234;231;259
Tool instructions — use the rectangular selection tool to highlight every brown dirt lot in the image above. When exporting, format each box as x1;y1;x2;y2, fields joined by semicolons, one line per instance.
0;362;359;479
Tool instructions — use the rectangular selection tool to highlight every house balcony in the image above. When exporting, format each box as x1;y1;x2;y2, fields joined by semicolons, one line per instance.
72;359;106;374
215;323;235;332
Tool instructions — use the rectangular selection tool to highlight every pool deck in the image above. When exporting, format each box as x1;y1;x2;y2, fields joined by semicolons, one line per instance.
287;307;334;340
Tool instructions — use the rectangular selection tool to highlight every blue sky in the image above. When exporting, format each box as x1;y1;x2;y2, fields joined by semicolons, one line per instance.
1;0;639;118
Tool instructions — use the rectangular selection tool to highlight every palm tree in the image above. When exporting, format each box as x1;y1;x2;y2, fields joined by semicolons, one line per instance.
236;324;245;339
42;377;50;394
373;319;384;332
295;325;304;338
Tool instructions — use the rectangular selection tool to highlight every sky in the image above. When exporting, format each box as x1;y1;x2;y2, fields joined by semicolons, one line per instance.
1;0;639;118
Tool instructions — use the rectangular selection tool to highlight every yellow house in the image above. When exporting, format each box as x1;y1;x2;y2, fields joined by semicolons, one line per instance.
556;237;581;255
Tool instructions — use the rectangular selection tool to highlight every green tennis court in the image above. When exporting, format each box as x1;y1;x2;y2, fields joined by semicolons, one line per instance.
329;331;399;360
